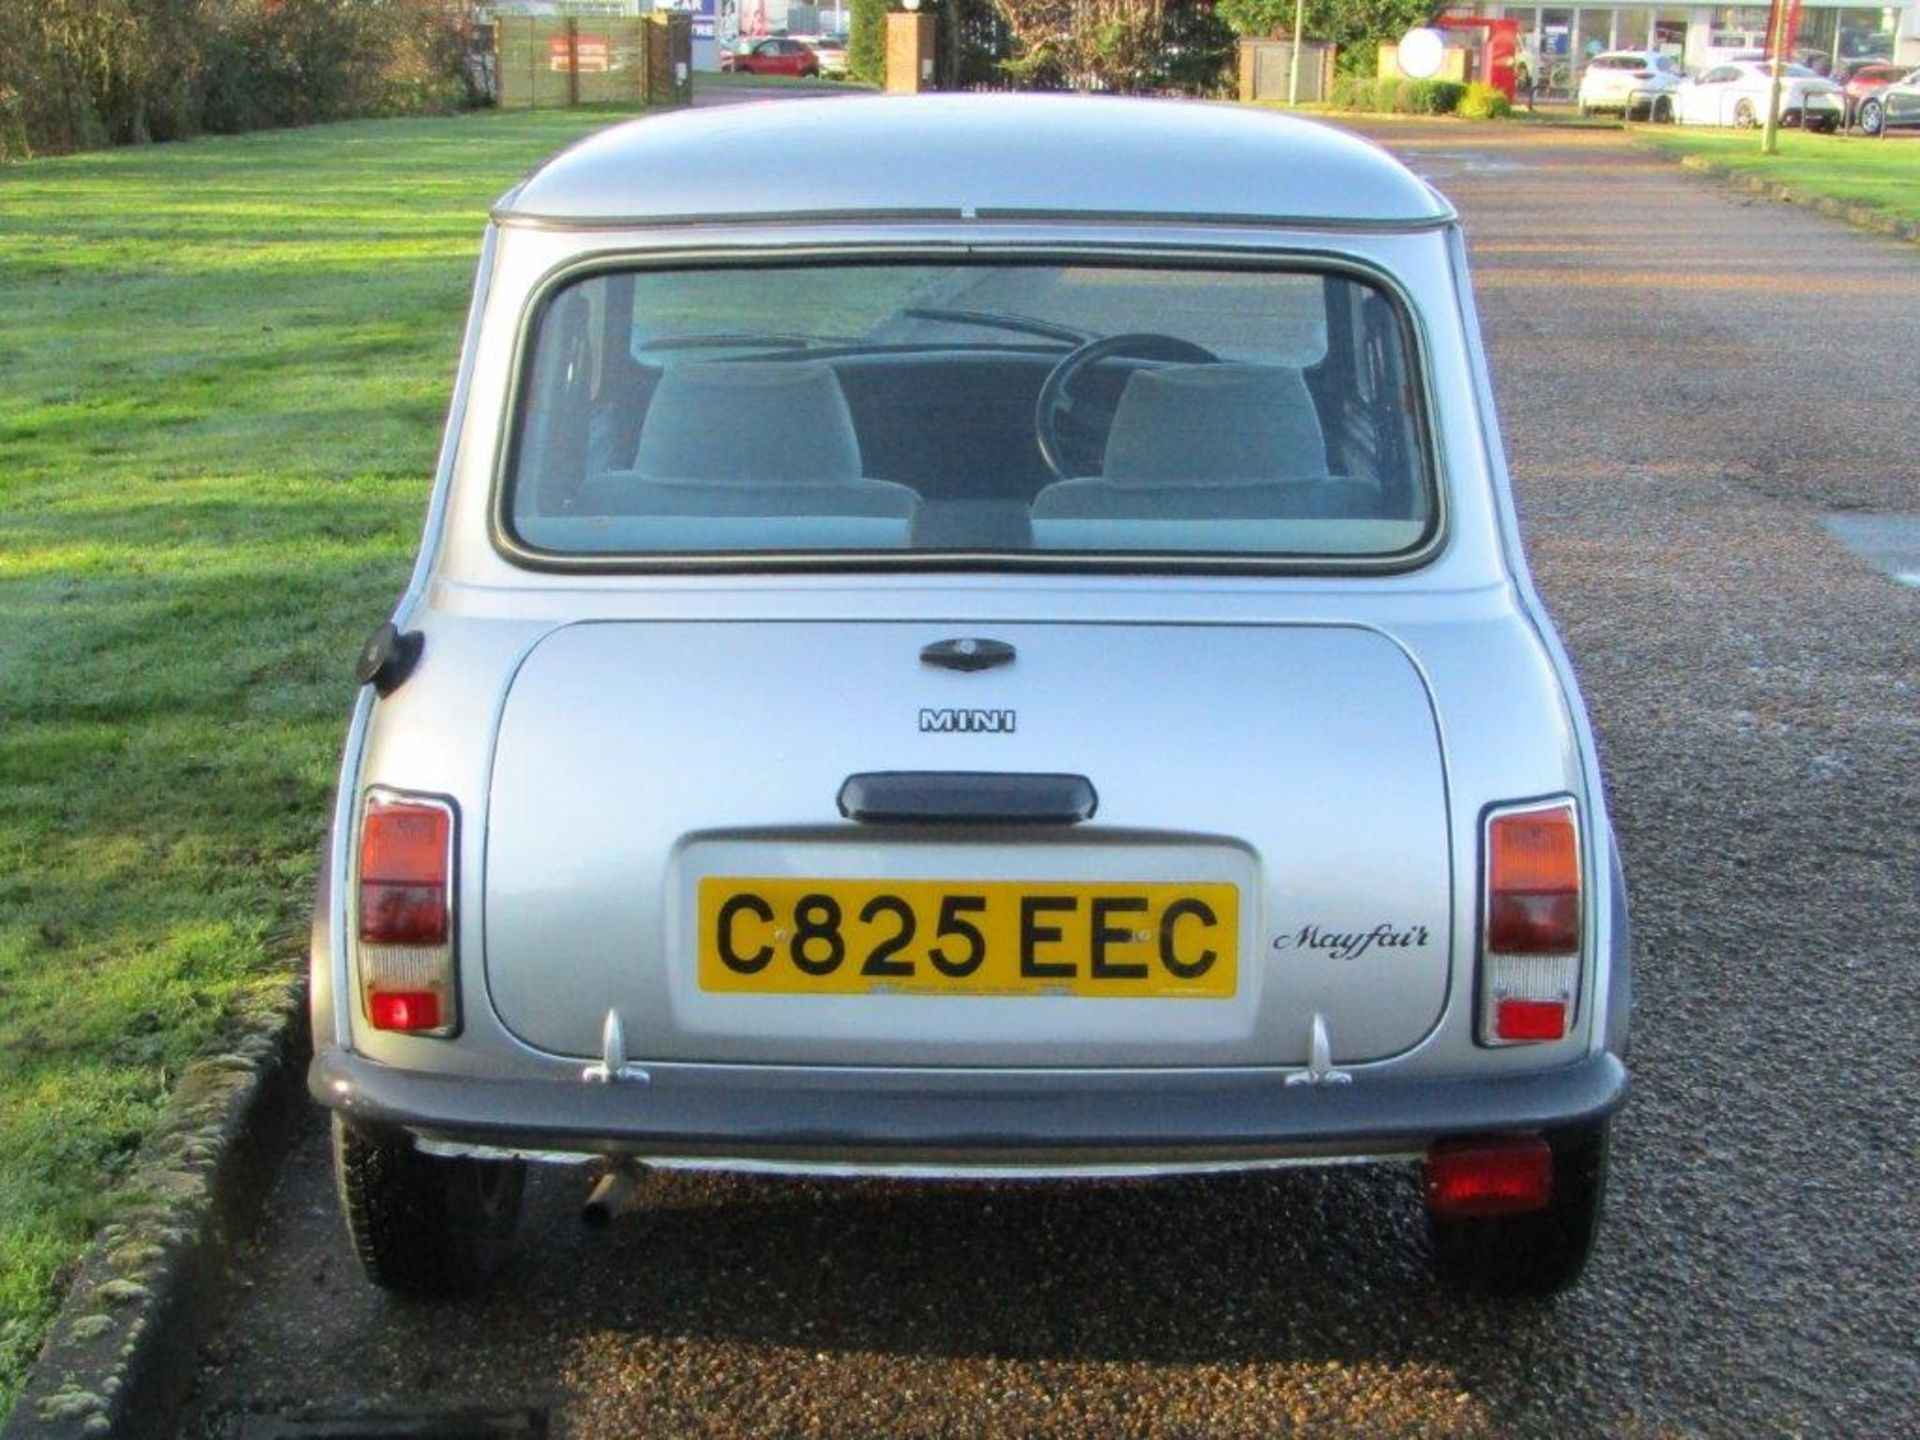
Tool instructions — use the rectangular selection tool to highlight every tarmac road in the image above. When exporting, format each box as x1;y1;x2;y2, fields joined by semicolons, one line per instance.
174;121;1919;1439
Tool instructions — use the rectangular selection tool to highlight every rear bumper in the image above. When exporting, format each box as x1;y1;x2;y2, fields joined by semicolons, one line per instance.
310;1046;1629;1166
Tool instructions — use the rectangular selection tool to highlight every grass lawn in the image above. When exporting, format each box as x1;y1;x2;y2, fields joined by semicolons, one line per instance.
0;105;629;1420
1635;128;1920;227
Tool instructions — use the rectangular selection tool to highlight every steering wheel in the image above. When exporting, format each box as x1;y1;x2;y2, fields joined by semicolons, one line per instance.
1035;333;1220;482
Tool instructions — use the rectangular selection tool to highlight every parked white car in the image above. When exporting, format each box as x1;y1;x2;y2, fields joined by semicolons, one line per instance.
1676;60;1845;131
1577;50;1684;119
314;95;1631;1303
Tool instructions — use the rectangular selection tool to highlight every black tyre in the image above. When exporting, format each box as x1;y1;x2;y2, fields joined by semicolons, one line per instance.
1733;98;1757;128
1859;99;1883;136
1653;95;1675;124
1428;1121;1609;1298
332;1115;526;1297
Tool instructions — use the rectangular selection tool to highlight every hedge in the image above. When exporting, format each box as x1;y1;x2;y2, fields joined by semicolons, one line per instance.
1327;77;1470;115
0;0;475;162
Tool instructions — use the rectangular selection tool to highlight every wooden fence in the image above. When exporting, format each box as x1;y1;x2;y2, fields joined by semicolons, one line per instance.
496;16;692;110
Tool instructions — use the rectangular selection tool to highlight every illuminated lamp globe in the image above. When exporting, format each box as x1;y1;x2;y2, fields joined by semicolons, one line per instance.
1398;27;1446;80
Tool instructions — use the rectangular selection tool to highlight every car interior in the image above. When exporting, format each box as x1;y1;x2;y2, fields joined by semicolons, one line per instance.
506;264;1435;561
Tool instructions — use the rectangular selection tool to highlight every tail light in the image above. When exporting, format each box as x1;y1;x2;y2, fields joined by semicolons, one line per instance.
357;791;458;1036
1479;799;1581;1046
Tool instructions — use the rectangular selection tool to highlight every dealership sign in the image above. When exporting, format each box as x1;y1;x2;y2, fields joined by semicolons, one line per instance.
549;35;612;71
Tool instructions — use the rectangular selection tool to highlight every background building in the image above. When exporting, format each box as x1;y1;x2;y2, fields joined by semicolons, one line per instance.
1448;1;1919;82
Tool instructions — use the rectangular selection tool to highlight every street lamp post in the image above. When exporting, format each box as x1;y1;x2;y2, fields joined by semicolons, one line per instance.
1761;0;1799;154
1762;51;1785;153
1287;0;1307;105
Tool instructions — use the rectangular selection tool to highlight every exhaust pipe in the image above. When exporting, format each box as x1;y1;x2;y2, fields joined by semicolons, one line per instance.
581;1161;648;1230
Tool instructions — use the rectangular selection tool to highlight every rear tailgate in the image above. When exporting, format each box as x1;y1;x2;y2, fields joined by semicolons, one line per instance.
484;621;1452;1067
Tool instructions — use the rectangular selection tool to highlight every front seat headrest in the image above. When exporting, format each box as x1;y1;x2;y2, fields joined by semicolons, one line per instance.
1101;364;1328;485
634;361;864;485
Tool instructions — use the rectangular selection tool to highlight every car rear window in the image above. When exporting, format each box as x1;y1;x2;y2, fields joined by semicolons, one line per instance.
500;262;1438;567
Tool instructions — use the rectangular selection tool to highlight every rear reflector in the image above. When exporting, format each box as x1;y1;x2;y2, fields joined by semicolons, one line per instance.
1496;997;1568;1041
1426;1137;1553;1218
1480;799;1582;1047
368;989;443;1033
357;791;457;1036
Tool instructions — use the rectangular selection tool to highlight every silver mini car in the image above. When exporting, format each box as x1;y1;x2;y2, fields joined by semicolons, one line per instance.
314;95;1630;1299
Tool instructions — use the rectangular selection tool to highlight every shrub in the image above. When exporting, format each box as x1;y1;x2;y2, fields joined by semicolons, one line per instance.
848;0;887;86
1327;75;1375;110
1406;78;1466;114
1459;81;1512;119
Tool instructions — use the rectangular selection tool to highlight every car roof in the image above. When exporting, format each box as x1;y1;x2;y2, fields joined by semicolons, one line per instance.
495;94;1454;230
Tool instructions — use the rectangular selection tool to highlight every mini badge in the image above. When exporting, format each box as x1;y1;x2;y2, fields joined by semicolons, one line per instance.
919;708;1017;734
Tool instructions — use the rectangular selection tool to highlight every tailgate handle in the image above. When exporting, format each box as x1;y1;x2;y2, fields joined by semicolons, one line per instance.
838;772;1097;826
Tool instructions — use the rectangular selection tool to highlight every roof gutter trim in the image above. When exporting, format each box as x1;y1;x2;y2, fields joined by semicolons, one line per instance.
490;206;1459;234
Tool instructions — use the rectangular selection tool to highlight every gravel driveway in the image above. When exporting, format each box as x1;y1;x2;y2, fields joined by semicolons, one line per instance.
175;120;1919;1440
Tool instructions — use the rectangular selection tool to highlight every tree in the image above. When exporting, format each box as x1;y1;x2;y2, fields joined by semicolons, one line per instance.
1214;0;1438;75
989;0;1232;93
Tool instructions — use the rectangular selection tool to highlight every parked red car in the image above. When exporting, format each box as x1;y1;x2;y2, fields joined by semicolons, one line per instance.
722;37;820;78
1843;62;1906;131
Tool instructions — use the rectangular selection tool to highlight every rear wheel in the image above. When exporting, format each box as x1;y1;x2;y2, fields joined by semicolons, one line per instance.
332;1115;525;1297
1859;98;1884;135
1427;1121;1609;1297
1653;95;1675;124
1733;98;1757;128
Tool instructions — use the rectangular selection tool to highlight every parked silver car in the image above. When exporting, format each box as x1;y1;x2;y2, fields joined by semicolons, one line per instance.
1860;67;1920;134
313;95;1631;1300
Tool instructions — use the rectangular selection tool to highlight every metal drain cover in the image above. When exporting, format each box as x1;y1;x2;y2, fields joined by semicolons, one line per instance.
233;1411;546;1440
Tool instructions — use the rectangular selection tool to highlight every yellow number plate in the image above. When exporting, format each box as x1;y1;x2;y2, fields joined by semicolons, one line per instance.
697;878;1238;998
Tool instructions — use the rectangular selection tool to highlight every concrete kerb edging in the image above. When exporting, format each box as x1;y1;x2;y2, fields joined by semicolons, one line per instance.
2;984;311;1440
1669;150;1920;245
